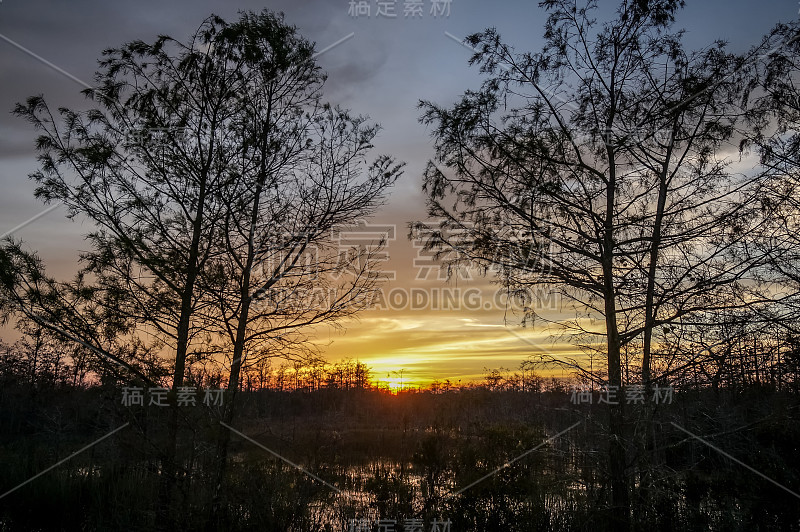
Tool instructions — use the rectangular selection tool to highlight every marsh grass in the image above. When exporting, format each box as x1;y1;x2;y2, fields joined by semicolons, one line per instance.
0;384;798;531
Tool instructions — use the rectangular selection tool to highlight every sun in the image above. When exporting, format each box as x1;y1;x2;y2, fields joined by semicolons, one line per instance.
376;376;406;394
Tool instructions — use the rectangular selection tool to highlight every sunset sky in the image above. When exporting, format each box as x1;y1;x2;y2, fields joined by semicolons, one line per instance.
1;0;796;387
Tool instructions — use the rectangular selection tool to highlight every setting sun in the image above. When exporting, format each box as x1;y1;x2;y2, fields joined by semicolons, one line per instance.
376;376;403;393
374;374;416;393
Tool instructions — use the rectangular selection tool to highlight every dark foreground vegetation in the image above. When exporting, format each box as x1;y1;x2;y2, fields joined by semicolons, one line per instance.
1;361;798;531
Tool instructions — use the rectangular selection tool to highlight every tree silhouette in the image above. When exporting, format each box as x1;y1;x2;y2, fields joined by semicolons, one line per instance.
413;0;775;526
12;10;401;528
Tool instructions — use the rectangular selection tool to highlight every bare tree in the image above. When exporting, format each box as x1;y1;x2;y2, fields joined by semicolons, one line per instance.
7;10;382;527
745;22;800;333
413;1;774;525
190;13;402;527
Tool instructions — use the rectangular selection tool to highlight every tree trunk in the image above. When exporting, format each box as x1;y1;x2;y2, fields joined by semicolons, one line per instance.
604;138;630;530
605;290;630;530
157;177;208;531
207;121;270;528
642;119;677;387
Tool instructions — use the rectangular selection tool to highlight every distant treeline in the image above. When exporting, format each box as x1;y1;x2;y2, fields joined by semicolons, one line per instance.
4;323;800;395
